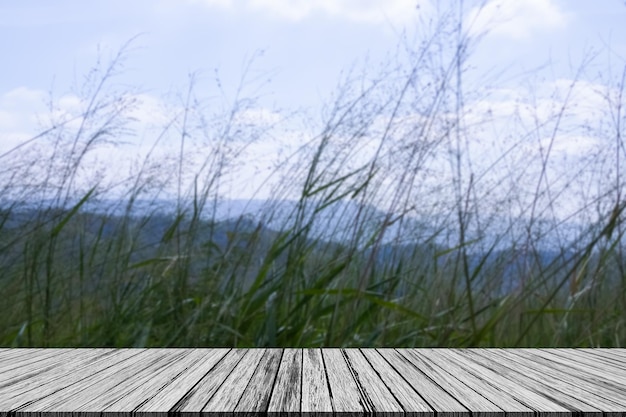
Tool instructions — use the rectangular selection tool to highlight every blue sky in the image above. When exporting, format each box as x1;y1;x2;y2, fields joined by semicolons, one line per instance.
1;0;626;222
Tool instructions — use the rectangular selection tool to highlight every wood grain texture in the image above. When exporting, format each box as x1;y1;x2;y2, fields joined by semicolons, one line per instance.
202;348;266;414
135;348;229;417
0;349;142;414
584;349;626;368
388;348;502;417
103;349;215;414
456;349;605;415
267;348;300;417
0;349;624;417
301;348;332;417
412;349;536;417
546;349;626;375
342;348;404;416
172;348;246;414
0;349;82;381
0;349;53;372
234;348;282;416
322;348;369;414
359;349;433;417
510;349;626;403
469;349;626;415
15;349;172;416
425;349;572;417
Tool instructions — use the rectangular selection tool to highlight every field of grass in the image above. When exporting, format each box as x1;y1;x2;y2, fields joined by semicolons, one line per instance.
1;7;625;348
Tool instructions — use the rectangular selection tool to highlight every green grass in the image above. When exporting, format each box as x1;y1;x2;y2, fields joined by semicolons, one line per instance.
1;9;625;347
1;196;624;348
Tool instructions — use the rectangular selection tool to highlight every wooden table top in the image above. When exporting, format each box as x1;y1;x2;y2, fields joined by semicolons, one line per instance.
0;348;625;416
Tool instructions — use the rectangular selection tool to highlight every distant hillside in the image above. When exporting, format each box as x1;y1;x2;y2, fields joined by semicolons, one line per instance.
0;197;602;301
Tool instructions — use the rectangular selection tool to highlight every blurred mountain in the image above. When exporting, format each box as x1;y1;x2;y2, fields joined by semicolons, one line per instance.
0;196;598;298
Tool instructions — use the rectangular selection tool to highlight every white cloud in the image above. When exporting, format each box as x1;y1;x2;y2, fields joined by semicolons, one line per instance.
467;78;610;133
191;0;428;24
187;0;233;8
127;93;173;127
233;107;282;127
0;87;47;111
540;134;599;155
1;75;618;221
465;0;568;40
0;110;12;128
0;88;172;162
0;87;48;153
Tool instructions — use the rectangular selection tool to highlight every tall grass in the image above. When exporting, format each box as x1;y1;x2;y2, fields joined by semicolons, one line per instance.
1;3;625;347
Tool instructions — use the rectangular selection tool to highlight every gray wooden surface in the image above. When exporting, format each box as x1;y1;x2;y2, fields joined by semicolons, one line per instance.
0;348;625;416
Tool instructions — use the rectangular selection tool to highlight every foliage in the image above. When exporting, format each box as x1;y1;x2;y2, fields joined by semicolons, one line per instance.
1;2;625;347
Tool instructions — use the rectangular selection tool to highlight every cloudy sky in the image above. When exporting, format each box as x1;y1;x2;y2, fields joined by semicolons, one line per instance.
1;0;626;223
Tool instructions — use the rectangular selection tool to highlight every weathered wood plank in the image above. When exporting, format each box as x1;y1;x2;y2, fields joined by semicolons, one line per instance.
0;349;49;366
0;348;107;389
547;348;626;372
0;349;138;414
583;348;626;358
0;348;624;417
509;349;626;404
61;349;190;413
457;349;608;415
428;349;572;416
267;348;301;417
235;348;283;416
301;348;332;417
413;349;534;417
101;349;221;414
202;348;266;413
0;349;80;380
322;348;369;414
517;349;626;389
342;348;404;416
15;349;174;415
388;349;502;417
359;349;434;417
171;348;247;413
583;348;626;363
473;349;626;413
581;349;626;371
134;348;230;417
